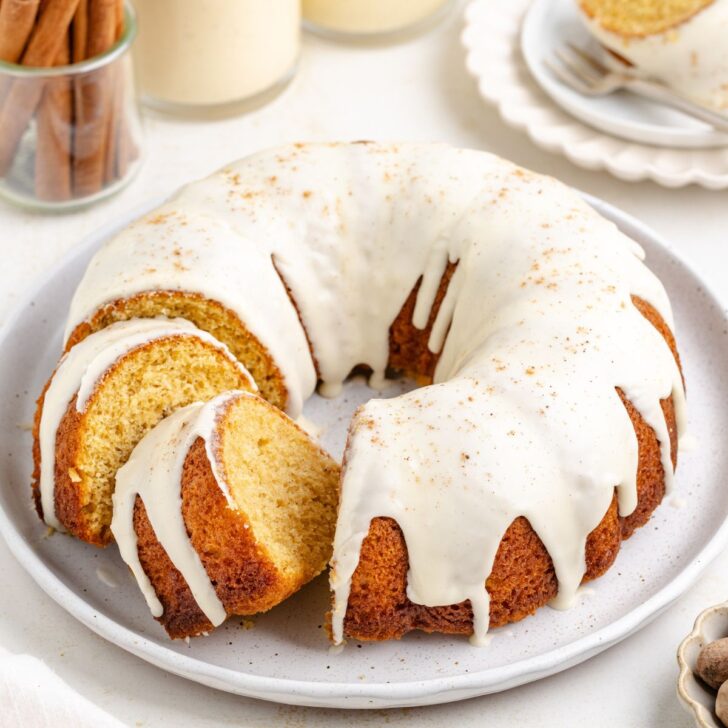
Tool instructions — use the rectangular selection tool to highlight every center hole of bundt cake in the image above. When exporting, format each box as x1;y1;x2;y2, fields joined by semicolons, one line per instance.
300;373;418;462
216;377;417;584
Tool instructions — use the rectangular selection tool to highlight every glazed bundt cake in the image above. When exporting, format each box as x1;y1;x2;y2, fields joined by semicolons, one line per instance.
334;299;680;643
112;390;340;638
56;142;685;644
576;0;728;110
33;318;255;545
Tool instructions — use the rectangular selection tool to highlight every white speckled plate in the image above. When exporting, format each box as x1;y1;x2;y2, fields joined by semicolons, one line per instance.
0;194;727;709
462;0;728;188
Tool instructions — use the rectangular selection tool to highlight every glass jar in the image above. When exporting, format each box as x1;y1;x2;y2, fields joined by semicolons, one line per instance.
0;4;142;212
133;0;300;115
303;0;455;41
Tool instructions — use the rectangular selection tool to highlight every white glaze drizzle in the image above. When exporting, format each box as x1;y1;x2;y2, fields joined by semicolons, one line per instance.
111;391;252;626
39;318;253;531
577;0;728;110
64;205;316;416
64;143;686;644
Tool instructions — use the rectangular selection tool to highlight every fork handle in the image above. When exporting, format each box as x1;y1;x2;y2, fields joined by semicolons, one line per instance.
625;78;728;134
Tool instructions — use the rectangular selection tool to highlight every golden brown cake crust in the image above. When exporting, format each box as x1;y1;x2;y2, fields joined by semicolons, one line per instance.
132;438;287;638
337;293;682;642
32;386;97;542
33;385;110;546
31;379;51;521
65;290;289;410
132;427;338;639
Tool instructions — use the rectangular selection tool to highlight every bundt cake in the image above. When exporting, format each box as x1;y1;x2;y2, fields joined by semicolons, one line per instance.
33;318;255;545
112;390;340;638
57;142;686;645
576;0;728;110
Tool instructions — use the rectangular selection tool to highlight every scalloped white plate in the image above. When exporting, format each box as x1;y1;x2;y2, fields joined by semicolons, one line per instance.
462;0;728;188
1;195;728;708
522;0;728;149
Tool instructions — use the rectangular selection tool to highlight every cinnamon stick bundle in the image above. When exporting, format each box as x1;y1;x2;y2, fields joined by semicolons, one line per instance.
0;0;135;202
0;0;80;175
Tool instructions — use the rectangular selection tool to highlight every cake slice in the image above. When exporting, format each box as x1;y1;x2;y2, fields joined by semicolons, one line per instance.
112;390;340;639
578;0;714;36
576;0;728;110
32;318;255;545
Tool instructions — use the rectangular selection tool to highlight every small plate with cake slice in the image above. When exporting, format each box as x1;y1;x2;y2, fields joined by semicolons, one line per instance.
521;0;728;149
463;0;728;187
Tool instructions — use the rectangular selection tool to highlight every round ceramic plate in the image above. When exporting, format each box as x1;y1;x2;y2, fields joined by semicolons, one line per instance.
522;0;728;149
462;0;728;188
1;196;727;709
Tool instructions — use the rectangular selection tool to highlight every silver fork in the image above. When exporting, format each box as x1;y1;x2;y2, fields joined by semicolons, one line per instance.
546;43;728;133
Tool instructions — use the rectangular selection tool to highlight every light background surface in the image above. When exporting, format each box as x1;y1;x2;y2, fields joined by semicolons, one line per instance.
0;3;726;725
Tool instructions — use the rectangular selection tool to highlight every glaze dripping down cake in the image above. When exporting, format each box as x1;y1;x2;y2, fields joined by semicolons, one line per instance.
40;142;685;642
33;318;255;545
112;391;340;638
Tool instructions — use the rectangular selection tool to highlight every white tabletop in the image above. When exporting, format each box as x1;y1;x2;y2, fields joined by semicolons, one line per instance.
1;4;726;726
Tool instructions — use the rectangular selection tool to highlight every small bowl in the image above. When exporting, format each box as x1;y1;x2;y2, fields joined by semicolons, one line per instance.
677;601;728;728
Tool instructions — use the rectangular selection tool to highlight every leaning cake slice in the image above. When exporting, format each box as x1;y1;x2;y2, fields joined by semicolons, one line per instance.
33;318;255;545
112;390;340;638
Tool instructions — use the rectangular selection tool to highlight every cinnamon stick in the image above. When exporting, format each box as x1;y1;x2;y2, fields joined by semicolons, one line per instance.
114;0;138;177
0;0;80;176
0;0;40;108
72;0;115;196
112;0;120;38
84;0;112;56
70;0;86;189
35;33;71;200
102;0;123;184
0;0;40;62
70;0;85;62
22;0;80;65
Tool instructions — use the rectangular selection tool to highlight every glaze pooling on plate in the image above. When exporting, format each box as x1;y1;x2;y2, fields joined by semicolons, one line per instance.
63;143;686;646
577;0;728;111
38;318;248;531
112;391;253;626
